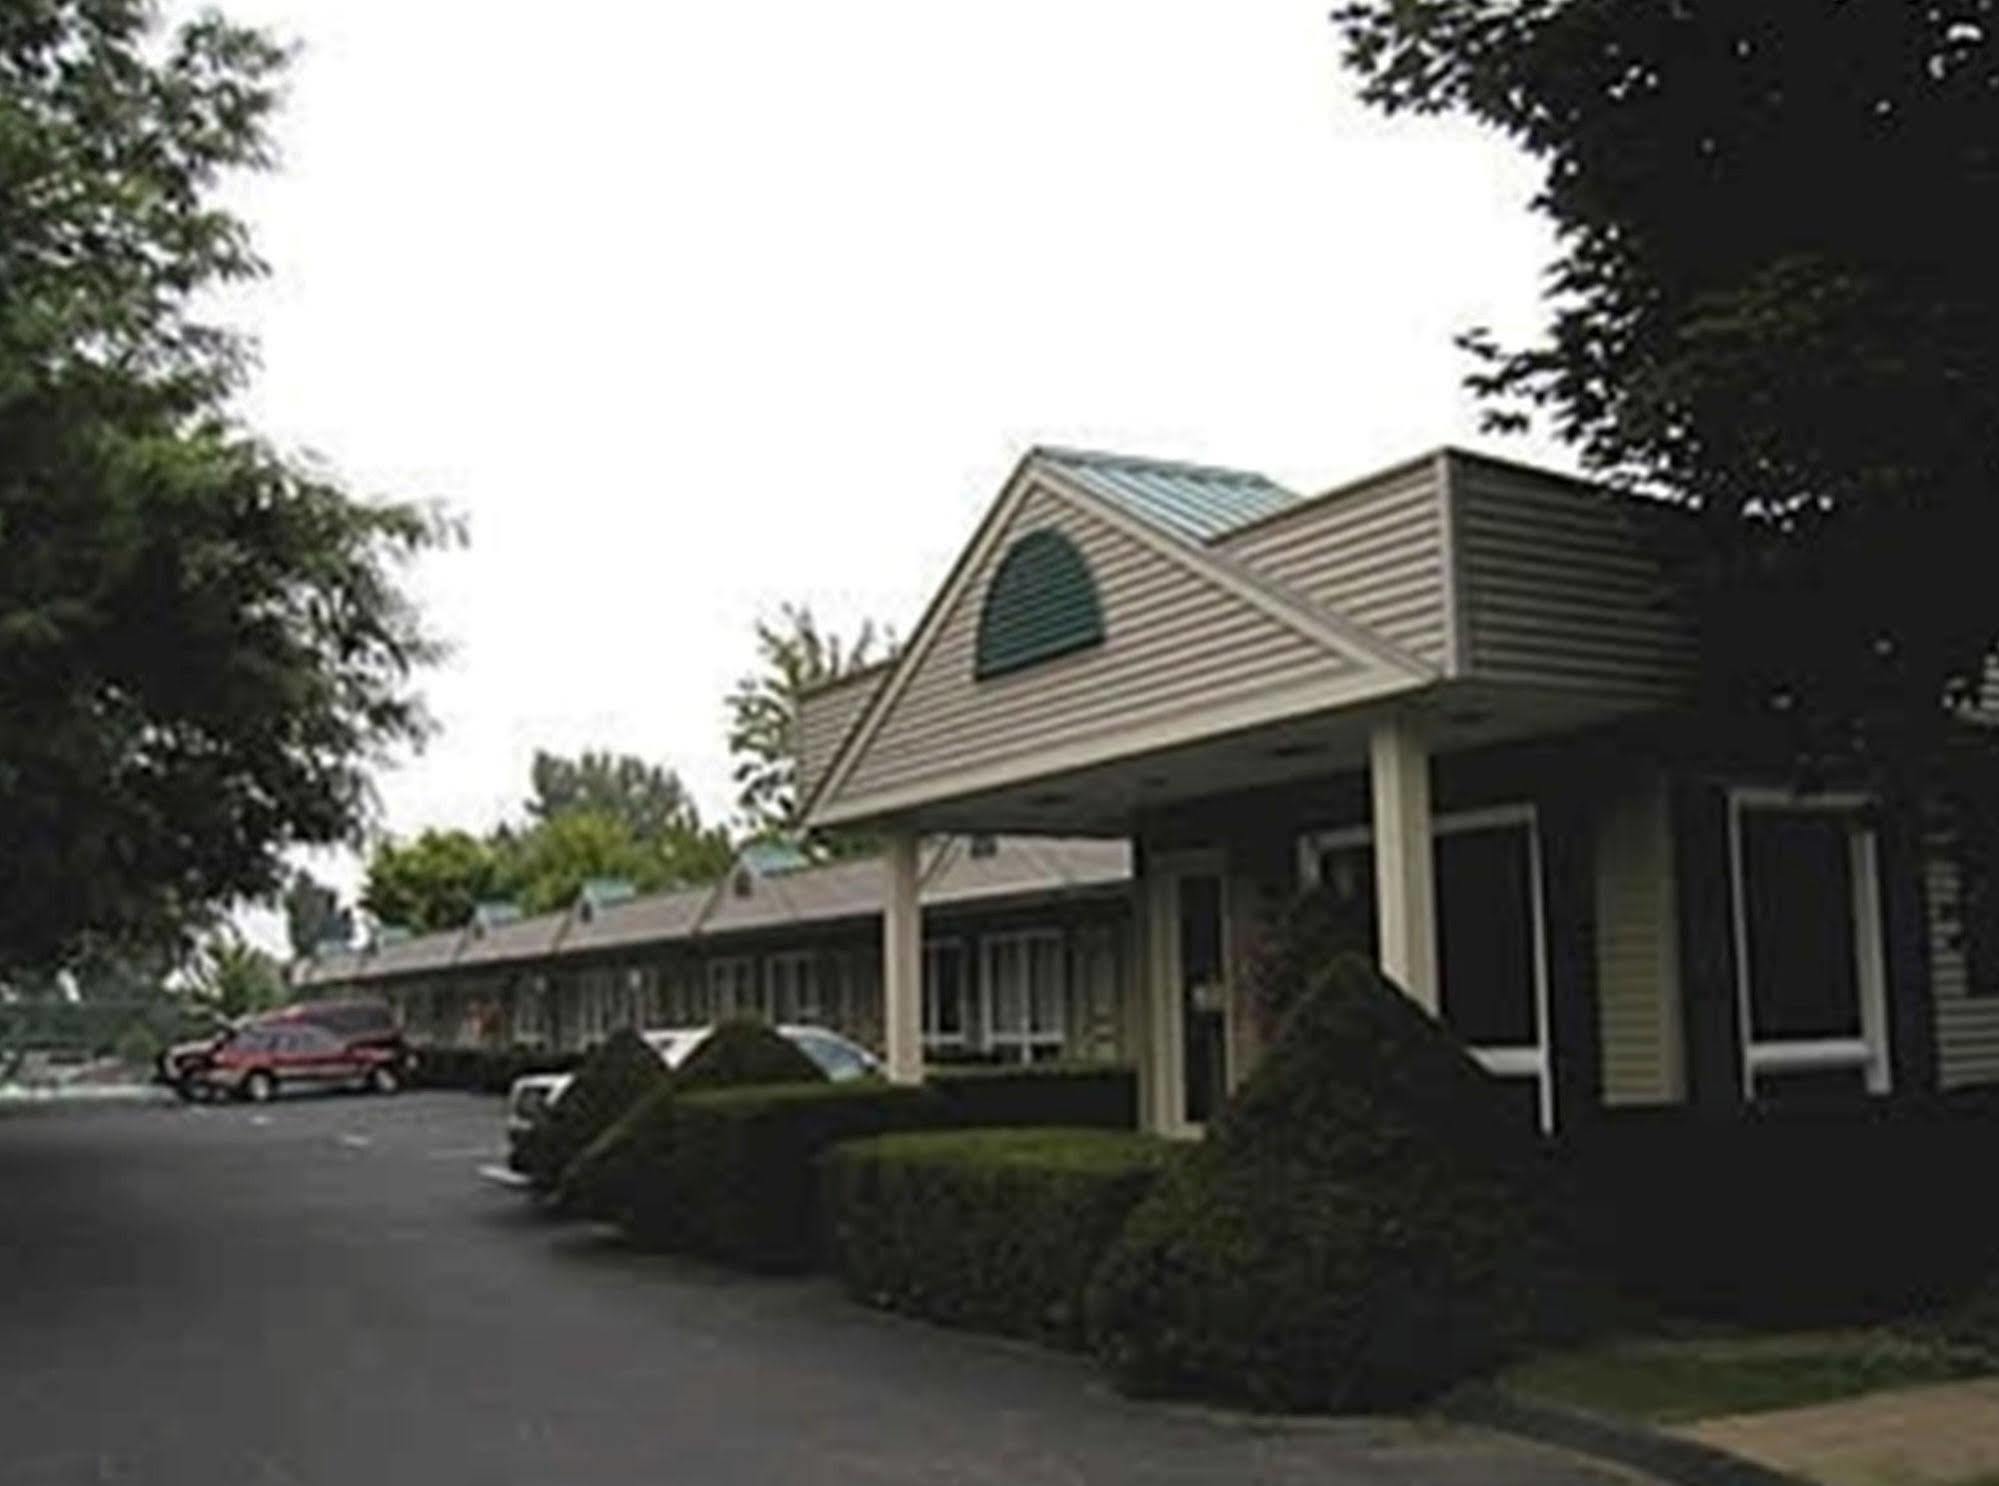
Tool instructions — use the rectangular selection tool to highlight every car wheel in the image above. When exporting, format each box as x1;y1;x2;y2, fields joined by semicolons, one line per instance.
366;1064;400;1096
242;1070;277;1104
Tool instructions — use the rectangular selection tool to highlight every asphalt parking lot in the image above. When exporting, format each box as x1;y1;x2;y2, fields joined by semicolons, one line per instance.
0;1091;1637;1486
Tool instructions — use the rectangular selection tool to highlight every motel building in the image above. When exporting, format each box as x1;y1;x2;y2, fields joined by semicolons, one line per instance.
304;444;1999;1137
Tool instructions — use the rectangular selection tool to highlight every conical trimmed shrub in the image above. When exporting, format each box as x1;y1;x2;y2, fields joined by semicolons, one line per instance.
515;1027;669;1193
1086;950;1581;1412
557;1020;828;1220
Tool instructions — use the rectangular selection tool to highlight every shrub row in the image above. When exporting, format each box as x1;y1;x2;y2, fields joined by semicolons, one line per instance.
557;1021;828;1221
410;1045;581;1095
927;1062;1135;1130
514;1029;669;1189
822;1127;1176;1347
627;1082;946;1271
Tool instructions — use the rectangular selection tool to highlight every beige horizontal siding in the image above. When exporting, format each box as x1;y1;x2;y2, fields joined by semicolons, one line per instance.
1924;848;1999;1088
1452;457;1696;698
839;484;1362;804
798;668;886;806
1218;459;1451;668
1594;771;1684;1105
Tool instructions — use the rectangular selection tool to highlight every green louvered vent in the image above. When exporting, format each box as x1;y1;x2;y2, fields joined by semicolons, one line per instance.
975;528;1106;680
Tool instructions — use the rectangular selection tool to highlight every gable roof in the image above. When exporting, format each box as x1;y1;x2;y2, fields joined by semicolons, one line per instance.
1033;447;1299;542
562;882;710;958
804;446;1436;828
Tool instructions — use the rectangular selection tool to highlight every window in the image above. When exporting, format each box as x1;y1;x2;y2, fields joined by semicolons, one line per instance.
923;941;969;1048
983;931;1067;1062
975;529;1105;679
706;957;757;1020
1728;791;1890;1098
1299;805;1552;1132
767;952;821;1024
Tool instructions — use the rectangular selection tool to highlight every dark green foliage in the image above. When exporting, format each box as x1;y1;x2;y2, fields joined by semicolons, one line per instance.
1241;884;1376;1042
677;1019;827;1089
822;1127;1176;1348
1332;1;1999;842
926;1062;1137;1130
556;1021;826;1221
626;1082;944;1271
1562;1101;1999;1325
1086;953;1585;1412
0;1;449;975
409;1046;580;1095
1934;1270;1999;1370
513;1029;667;1191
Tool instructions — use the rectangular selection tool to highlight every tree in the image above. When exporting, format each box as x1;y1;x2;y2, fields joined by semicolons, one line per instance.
0;1;450;977
362;830;503;935
727;604;893;840
527;750;696;843
498;810;733;917
362;773;733;932
283;871;352;959
1332;3;1999;828
188;932;286;1020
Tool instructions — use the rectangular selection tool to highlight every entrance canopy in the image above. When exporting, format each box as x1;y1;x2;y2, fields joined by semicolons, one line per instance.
803;445;1690;840
802;443;1693;1085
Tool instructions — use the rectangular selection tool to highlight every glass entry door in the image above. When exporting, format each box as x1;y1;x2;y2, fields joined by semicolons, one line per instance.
1728;792;1890;1098
1148;852;1230;1133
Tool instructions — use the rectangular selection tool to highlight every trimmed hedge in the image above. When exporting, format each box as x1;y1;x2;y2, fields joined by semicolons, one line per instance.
513;1029;669;1191
557;1021;827;1220
926;1062;1136;1130
626;1081;946;1271
1086;948;1593;1412
1560;1100;1999;1324
411;1045;581;1095
823;1127;1177;1347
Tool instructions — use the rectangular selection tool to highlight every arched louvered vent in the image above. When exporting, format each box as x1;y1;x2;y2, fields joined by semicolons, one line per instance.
975;529;1105;679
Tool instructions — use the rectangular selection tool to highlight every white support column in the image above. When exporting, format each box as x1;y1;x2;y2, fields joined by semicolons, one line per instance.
1369;714;1440;1015
882;829;924;1084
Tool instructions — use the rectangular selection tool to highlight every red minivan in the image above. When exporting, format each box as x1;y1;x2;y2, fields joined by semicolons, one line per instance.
187;1015;406;1103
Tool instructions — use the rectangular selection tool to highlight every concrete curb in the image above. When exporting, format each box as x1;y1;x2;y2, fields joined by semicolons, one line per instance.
1439;1384;1816;1486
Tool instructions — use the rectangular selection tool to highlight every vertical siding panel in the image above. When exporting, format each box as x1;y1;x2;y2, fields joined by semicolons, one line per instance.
1925;846;1999;1088
1594;772;1685;1105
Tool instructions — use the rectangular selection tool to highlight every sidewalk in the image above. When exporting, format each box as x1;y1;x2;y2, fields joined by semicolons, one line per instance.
1679;1376;1999;1486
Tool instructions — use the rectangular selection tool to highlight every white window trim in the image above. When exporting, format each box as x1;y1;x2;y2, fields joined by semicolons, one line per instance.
981;928;1068;1063
922;938;970;1048
1298;803;1555;1133
1725;788;1892;1098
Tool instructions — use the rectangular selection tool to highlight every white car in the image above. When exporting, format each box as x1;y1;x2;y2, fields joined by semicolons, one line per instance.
502;1024;880;1144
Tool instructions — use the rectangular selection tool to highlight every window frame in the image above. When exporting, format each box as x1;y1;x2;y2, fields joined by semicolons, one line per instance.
981;928;1068;1063
921;938;970;1049
1726;788;1892;1098
1297;802;1554;1133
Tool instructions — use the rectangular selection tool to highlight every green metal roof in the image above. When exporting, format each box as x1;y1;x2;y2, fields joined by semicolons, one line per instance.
1034;446;1298;542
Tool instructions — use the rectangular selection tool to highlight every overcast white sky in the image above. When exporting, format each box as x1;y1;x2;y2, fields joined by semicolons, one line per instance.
206;1;1568;949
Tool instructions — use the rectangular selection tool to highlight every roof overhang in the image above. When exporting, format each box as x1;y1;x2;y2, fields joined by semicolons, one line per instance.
821;678;1669;837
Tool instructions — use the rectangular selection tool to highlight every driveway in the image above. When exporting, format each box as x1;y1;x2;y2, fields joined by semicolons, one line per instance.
0;1093;1635;1486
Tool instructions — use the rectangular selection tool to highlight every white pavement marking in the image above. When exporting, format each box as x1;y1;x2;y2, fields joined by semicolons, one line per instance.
336;1133;372;1149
